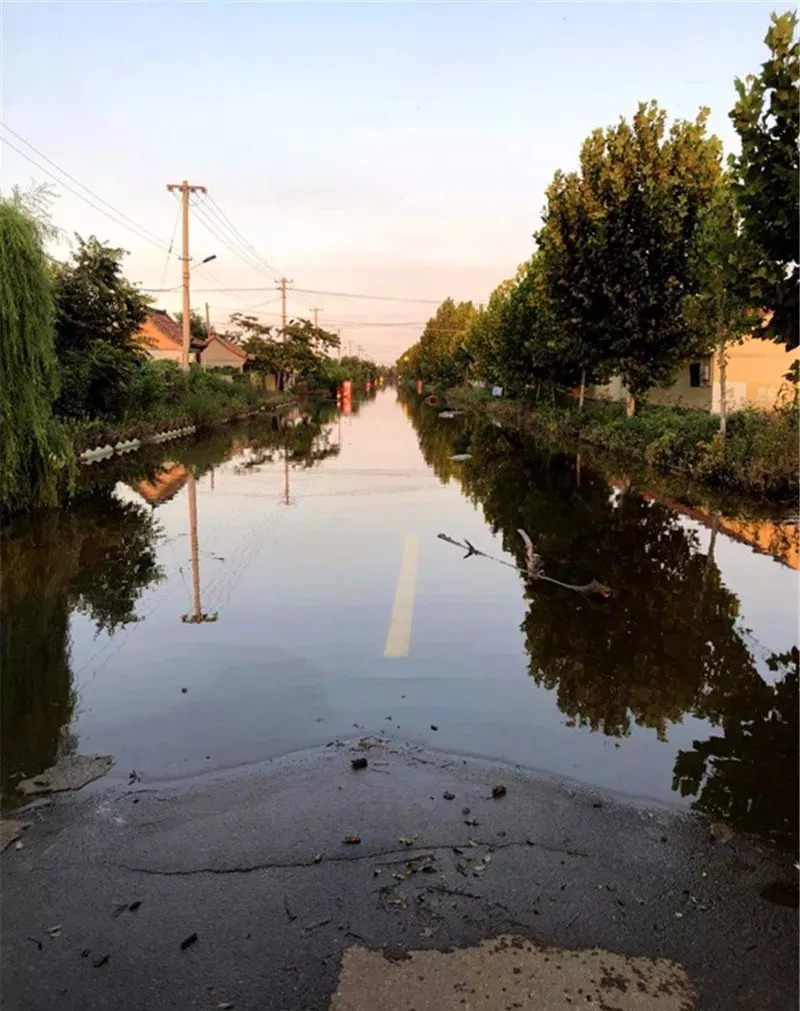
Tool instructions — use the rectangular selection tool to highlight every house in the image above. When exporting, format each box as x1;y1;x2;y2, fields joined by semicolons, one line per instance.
200;331;249;372
591;333;799;413
136;309;206;364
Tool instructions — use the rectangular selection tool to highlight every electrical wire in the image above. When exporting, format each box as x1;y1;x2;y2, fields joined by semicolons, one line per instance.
159;195;181;286
0;124;173;251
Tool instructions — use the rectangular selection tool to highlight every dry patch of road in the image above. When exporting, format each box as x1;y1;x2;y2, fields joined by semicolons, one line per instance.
330;934;693;1010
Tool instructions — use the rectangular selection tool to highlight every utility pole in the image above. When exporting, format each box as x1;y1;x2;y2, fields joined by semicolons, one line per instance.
166;180;207;370
312;307;320;352
277;277;292;339
181;472;218;624
205;301;212;342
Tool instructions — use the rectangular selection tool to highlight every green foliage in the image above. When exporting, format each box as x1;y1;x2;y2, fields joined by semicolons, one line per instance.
174;308;208;344
413;298;478;387
52;235;152;418
538;102;723;405
729;11;799;349
450;389;796;499
230;312;341;390
0;196;73;513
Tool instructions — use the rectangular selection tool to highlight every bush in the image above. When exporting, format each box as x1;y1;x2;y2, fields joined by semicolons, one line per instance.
451;387;798;501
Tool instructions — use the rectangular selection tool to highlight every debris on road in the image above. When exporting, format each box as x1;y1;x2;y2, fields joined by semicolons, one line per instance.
430;725;439;732
343;835;361;845
303;917;332;932
92;954;109;968
443;791;455;800
180;932;198;951
17;755;115;796
710;822;732;844
492;783;507;799
350;757;368;771
437;531;612;597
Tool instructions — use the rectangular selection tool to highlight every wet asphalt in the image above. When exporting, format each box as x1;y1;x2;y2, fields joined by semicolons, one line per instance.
1;738;797;1011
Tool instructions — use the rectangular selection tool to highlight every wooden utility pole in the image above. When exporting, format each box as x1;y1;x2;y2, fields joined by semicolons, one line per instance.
205;301;212;342
166;180;207;370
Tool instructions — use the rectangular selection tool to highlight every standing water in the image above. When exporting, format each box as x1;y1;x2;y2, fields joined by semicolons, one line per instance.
2;388;796;847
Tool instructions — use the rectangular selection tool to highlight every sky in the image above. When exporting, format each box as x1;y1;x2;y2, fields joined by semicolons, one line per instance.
1;1;791;363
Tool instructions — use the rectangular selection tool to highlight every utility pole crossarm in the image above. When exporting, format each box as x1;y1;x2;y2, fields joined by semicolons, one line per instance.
166;180;207;370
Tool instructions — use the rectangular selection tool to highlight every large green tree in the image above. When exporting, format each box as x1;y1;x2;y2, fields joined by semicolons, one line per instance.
729;11;799;350
0;195;71;513
538;102;722;414
52;236;152;418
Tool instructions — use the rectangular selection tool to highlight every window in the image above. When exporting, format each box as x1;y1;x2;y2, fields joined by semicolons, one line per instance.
689;361;711;388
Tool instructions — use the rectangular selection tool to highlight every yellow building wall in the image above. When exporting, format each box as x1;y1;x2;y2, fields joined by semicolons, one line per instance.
724;337;798;410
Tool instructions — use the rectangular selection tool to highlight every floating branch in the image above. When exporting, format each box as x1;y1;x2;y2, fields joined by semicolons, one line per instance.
437;532;612;598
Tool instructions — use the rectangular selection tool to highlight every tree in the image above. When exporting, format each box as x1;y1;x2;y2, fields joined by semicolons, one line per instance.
683;177;761;439
416;298;478;387
52;236;152;417
729;11;799;350
0;196;72;513
174;309;207;344
229;313;340;391
538;102;723;414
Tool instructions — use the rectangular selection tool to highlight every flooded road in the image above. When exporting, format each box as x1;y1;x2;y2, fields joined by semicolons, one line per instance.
2;387;797;847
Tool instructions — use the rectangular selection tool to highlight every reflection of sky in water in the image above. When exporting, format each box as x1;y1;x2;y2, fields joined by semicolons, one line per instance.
7;390;797;843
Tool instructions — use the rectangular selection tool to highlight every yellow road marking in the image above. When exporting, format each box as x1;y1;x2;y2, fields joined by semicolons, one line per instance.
383;533;419;658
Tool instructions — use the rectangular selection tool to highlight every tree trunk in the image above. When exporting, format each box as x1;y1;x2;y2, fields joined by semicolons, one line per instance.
575;453;582;488
625;393;636;418
578;367;586;410
717;341;727;442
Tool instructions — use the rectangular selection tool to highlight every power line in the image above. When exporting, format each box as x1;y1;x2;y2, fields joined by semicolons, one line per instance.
1;123;173;251
204;194;283;279
290;288;441;305
141;284;444;305
159;195;181;285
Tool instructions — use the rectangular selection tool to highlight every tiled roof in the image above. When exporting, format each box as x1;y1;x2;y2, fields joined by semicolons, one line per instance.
146;310;207;349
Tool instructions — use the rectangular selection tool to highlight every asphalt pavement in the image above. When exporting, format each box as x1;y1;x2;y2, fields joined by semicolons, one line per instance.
1;738;797;1011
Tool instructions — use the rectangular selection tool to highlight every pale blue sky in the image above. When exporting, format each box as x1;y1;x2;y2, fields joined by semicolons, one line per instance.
1;1;789;361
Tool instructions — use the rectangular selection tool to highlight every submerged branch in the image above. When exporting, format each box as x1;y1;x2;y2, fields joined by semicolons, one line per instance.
437;532;612;598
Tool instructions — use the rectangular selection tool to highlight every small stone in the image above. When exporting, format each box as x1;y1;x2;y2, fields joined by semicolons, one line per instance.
351;757;368;770
492;784;507;799
462;806;471;816
343;835;361;845
430;725;439;731
443;791;455;801
180;688;188;694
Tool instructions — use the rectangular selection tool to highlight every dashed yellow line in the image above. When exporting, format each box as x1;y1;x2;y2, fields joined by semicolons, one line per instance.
383;533;419;658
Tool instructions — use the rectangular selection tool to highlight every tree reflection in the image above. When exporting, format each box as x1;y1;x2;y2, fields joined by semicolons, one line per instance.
673;648;798;848
1;495;162;799
402;392;797;844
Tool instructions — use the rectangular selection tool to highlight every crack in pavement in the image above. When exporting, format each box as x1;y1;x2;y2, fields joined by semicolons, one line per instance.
101;836;591;878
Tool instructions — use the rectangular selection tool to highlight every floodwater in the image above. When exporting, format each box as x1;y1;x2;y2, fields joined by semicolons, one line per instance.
2;388;797;847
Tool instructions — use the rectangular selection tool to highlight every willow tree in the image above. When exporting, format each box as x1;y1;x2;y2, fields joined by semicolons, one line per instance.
0;198;71;513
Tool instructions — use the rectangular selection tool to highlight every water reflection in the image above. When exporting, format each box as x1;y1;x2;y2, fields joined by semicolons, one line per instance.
0;400;344;799
402;393;798;847
1;495;163;800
